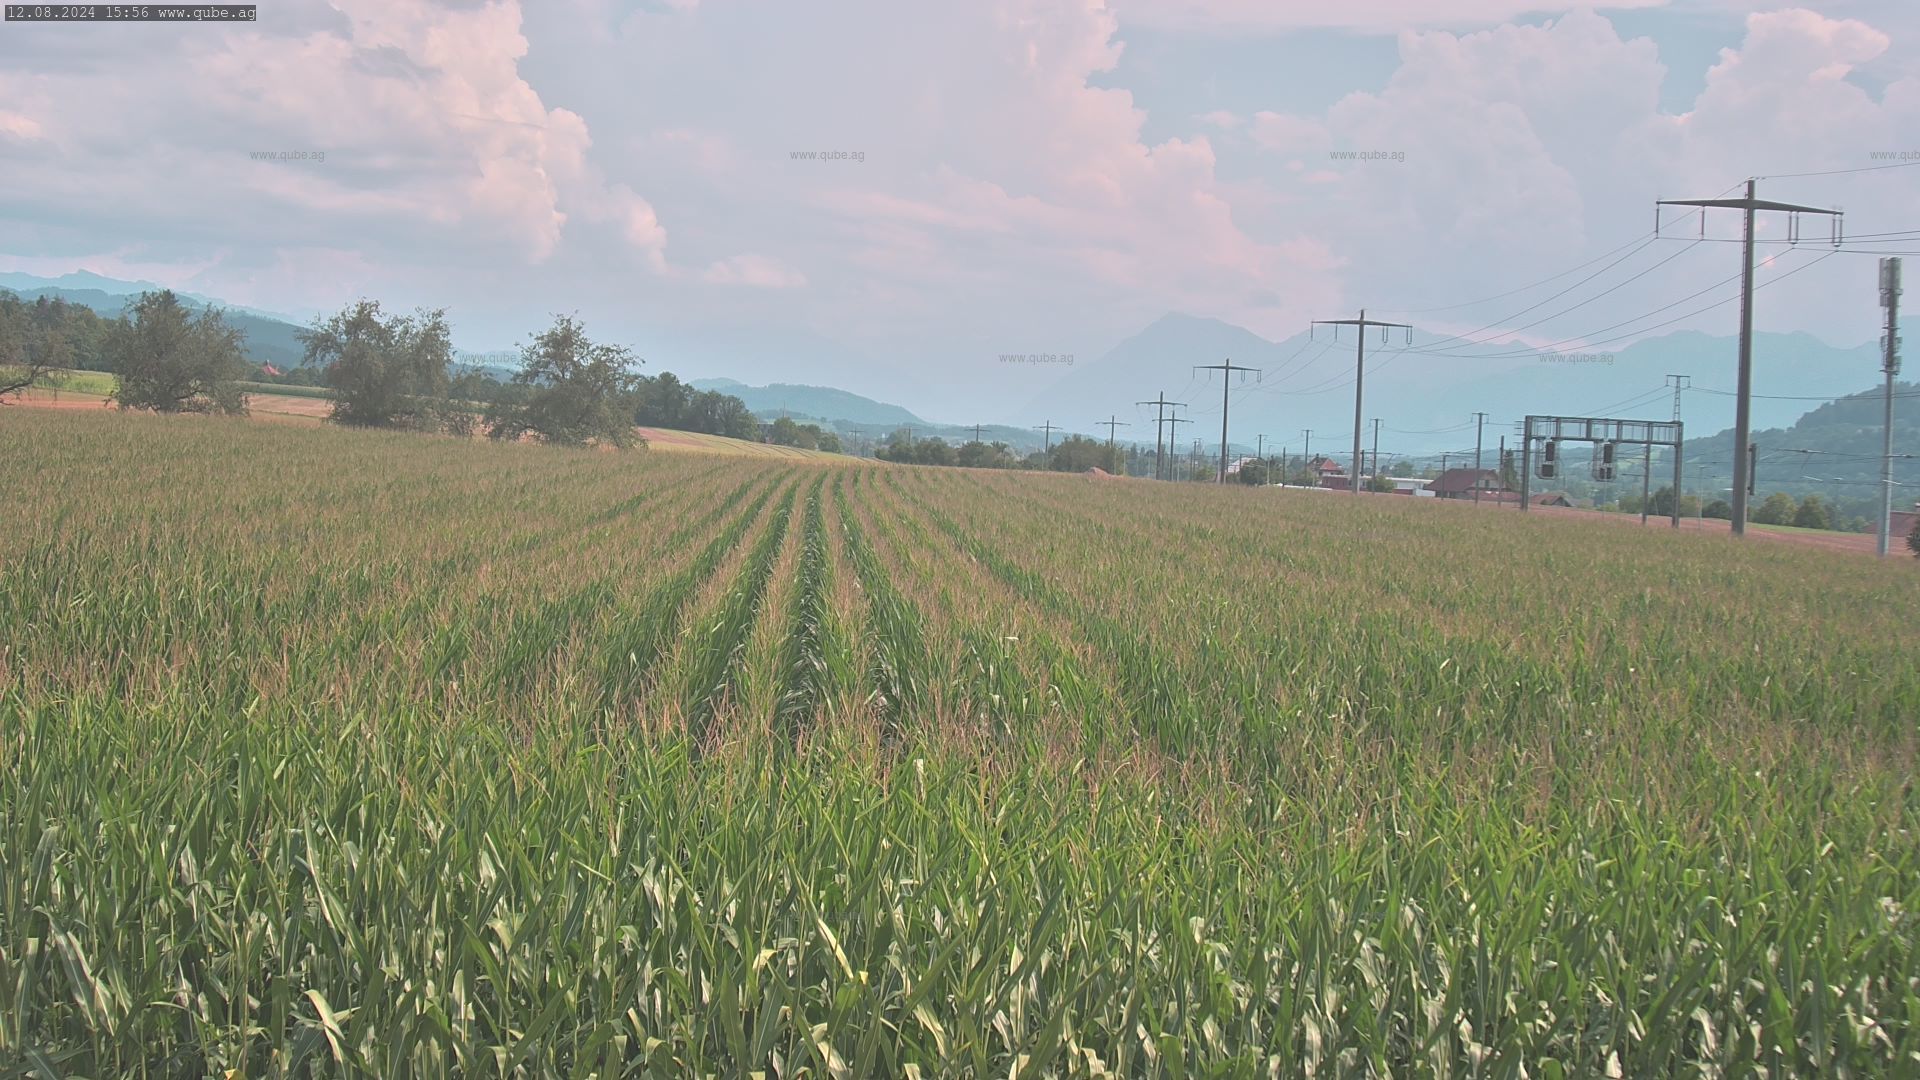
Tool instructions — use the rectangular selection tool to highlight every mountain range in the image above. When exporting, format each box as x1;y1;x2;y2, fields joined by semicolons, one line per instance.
689;379;927;429
1015;313;1913;459
6;273;1910;464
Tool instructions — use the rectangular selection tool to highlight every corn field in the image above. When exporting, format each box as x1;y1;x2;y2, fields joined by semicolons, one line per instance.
3;407;1918;1077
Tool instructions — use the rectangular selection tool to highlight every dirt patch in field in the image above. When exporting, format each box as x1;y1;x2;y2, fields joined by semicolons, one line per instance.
3;392;115;411
6;388;331;423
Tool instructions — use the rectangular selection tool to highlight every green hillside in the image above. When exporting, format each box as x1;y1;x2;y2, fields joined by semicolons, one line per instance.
1683;381;1919;511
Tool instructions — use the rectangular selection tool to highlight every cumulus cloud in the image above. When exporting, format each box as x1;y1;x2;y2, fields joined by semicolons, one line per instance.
702;253;808;288
1109;0;1669;33
1;0;1916;415
0;0;670;312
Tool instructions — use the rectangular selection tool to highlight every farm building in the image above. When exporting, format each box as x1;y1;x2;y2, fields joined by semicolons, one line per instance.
1425;468;1512;501
1314;458;1350;490
1890;503;1919;543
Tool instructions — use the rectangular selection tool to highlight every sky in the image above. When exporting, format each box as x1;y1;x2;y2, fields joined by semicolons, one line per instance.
2;0;1917;424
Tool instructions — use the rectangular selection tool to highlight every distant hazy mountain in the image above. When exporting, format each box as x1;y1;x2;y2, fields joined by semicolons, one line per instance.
689;379;927;428
0;271;308;324
1020;312;1912;458
1;280;312;369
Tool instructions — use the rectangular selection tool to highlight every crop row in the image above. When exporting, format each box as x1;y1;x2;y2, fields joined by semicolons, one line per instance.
2;409;1917;1074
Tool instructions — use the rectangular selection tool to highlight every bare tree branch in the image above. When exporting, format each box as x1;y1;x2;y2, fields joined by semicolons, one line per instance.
0;354;53;401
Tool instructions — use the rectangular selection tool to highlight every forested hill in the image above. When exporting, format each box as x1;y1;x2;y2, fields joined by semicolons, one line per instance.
1683;380;1919;504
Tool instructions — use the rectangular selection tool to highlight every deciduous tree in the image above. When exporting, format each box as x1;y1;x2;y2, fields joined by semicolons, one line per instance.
486;315;644;448
303;300;454;430
109;291;250;415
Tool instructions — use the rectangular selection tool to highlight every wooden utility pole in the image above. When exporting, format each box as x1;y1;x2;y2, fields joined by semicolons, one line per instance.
1657;181;1841;535
1313;311;1413;493
1035;420;1060;454
1880;258;1903;557
1193;359;1261;483
1136;393;1187;481
1167;415;1192;478
1097;415;1130;468
1370;419;1382;486
1472;412;1488;505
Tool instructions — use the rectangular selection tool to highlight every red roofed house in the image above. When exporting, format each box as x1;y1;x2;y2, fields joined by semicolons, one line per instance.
1425;468;1512;501
1891;503;1919;545
1314;457;1350;490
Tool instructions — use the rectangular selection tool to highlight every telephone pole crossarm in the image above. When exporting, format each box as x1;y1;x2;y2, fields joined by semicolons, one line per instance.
1136;393;1188;481
1193;359;1261;483
1655;182;1843;535
1313;310;1414;494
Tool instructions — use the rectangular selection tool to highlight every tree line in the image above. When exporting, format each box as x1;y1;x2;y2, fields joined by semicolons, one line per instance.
0;293;115;396
875;432;1122;473
1;291;780;451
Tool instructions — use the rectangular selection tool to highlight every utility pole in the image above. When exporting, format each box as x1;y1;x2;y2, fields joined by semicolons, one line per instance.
1302;429;1314;465
1666;374;1690;423
1168;415;1192;479
1194;359;1261;483
1657;181;1842;535
1370;419;1382;487
1314;310;1414;493
971;423;985;444
1880;258;1904;557
1136;392;1187;481
1035;420;1060;455
1097;415;1130;465
1472;412;1488;505
1641;442;1654;525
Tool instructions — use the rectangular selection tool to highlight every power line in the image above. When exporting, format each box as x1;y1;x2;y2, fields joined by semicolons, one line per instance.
1414;247;1840;362
1135;392;1187;481
1656;179;1842;535
1406;236;1685;355
1371;188;1734;319
1193;359;1260;483
1312;311;1414;495
1755;160;1920;180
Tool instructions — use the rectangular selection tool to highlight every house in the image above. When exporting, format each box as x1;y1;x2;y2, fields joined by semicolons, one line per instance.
1425;468;1511;500
258;363;285;378
1314;457;1350;490
1890;502;1919;544
1531;492;1574;508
